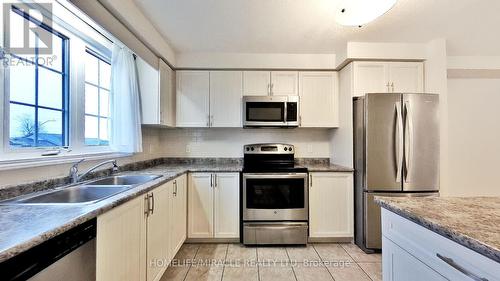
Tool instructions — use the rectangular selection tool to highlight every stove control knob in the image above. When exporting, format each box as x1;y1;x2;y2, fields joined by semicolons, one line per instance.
246;147;250;151
288;147;293;151
284;147;288;151
250;147;254;151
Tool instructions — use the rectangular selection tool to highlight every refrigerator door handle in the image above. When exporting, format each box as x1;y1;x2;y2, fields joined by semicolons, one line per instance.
404;101;414;183
395;102;404;183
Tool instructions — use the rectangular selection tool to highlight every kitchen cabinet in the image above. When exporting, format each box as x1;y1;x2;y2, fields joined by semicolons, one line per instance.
96;195;146;281
177;71;242;127
352;61;424;96
97;175;187;281
209;71;243;127
381;209;500;281
169;174;187;257
146;182;170;281
188;172;240;239
309;172;354;238
137;58;175;126
243;71;298;96
176;71;210;127
298;72;339;127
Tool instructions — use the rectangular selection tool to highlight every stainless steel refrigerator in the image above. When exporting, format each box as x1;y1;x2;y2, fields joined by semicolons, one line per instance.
353;93;440;253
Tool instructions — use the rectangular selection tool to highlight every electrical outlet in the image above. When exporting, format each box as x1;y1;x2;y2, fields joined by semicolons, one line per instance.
185;144;191;153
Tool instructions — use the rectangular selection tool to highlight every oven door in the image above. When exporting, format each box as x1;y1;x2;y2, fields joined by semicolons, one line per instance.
243;173;308;221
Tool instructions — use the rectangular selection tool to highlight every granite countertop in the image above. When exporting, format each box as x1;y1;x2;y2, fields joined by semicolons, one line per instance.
375;196;500;263
0;162;242;263
303;163;354;172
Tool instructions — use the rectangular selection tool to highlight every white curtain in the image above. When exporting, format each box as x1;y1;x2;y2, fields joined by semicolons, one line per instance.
109;45;142;153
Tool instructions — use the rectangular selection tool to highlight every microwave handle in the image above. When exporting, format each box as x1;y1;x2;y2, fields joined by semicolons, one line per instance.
284;102;288;125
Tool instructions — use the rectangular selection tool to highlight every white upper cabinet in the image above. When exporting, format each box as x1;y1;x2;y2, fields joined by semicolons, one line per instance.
298;72;338;127
243;71;271;96
243;71;298;96
388;62;424;93
271;71;298;96
352;61;424;96
176;71;210;127
209;71;243;127
353;62;389;97
137;58;175;126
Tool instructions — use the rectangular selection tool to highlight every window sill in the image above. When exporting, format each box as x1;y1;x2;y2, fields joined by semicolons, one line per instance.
0;151;133;171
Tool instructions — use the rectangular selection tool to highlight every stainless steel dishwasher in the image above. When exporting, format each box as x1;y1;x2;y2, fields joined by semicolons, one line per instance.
1;219;96;281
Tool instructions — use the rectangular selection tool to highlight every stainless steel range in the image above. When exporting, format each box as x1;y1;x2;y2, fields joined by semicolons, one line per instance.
241;143;308;245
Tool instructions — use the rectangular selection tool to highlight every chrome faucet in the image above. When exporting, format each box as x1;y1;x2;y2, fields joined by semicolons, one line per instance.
70;159;119;183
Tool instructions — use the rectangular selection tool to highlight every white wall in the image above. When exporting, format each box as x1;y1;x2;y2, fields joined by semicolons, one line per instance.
446;78;500;196
160;128;331;158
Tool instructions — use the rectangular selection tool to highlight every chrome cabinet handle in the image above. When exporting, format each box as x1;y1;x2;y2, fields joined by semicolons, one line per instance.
210;174;213;187
404;101;414;183
391;82;394;92
173;180;177;196
150;193;155;215
309;174;312;187
267;83;271;95
270;83;274;95
395;102;403;183
436;253;488;281
214;174;218;187
386;82;390;92
144;195;150;216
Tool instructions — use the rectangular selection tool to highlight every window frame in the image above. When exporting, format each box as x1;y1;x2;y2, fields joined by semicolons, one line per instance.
0;1;119;163
5;6;70;150
84;47;111;146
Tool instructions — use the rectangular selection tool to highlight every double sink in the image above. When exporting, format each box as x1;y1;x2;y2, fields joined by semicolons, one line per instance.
0;174;161;205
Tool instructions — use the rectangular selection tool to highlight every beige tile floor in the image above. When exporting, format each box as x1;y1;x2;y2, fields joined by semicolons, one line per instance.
160;243;382;281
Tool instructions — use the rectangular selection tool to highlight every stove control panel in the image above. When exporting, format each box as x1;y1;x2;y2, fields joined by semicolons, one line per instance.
244;143;295;154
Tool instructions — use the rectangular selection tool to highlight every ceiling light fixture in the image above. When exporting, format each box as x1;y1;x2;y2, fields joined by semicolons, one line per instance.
335;0;397;27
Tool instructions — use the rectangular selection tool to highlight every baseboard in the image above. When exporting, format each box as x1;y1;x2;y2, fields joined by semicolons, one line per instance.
185;238;240;243
308;237;353;243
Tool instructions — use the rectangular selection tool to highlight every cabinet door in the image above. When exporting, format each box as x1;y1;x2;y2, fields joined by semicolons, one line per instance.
353;62;389;97
383;237;447;281
146;183;171;281
171;174;187;258
97;196;146;281
176;71;210;127
159;59;175;127
210;71;243;127
243;71;271;96
271;71;298;96
214;173;240;238
298;72;338;127
309;172;354;238
388;62;424;93
137;57;160;124
188;173;214;238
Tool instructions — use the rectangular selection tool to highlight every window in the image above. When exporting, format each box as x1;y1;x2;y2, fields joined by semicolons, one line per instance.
7;8;69;148
84;50;111;146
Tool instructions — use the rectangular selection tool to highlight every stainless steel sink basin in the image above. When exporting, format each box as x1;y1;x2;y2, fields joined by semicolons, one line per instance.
0;174;162;205
85;174;161;186
1;185;133;204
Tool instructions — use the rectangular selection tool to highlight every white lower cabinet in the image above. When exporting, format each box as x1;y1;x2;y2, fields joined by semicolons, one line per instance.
382;209;500;281
96;175;187;281
309;172;354;238
188;172;240;239
96;195;147;281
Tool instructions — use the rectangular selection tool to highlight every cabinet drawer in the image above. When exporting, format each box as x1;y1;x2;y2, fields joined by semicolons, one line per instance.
382;209;500;281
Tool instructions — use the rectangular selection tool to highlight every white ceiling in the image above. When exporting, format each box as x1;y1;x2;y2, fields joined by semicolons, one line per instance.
134;0;500;56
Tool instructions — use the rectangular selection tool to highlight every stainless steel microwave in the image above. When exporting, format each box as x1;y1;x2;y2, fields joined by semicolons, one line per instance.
242;96;299;127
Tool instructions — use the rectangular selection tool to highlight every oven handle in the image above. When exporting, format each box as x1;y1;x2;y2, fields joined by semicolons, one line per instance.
242;173;308;180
